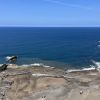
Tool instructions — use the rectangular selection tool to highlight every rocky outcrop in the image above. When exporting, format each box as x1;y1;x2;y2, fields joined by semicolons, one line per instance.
0;64;8;71
0;66;100;100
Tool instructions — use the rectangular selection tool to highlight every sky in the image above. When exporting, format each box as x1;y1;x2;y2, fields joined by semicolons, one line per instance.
0;0;100;27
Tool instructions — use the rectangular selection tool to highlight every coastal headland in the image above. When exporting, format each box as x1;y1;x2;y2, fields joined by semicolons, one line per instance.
0;65;100;100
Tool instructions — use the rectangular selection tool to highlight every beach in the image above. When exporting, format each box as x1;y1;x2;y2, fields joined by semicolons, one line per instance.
0;65;100;100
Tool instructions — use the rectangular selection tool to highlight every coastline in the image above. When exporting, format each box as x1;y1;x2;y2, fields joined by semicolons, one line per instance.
0;64;100;100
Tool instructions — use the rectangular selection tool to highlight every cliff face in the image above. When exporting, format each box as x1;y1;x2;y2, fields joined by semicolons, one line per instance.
0;66;100;100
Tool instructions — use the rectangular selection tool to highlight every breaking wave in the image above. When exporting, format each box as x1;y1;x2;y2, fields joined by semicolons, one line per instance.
0;63;55;69
1;57;100;73
67;66;95;73
67;60;100;73
21;63;55;69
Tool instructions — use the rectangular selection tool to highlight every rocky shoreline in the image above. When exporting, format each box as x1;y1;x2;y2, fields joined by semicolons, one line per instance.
0;65;100;100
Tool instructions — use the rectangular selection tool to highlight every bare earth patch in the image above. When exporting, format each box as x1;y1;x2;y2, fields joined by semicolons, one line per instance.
0;65;100;100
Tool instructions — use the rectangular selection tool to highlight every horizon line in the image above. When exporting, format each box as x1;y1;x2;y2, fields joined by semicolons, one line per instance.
0;26;100;28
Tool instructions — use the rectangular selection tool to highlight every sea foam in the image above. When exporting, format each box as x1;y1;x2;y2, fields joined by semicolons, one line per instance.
20;63;55;69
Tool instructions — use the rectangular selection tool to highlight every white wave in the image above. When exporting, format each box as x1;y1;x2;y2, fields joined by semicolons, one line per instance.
67;66;95;73
31;63;43;66
67;69;82;73
0;62;55;69
82;65;95;71
95;62;100;68
91;60;100;69
21;63;55;69
6;56;12;61
0;64;3;66
66;62;98;73
81;60;100;72
21;63;43;67
98;45;100;48
20;64;30;67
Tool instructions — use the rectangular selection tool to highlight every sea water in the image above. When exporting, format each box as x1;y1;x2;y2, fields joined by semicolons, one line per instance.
0;27;100;69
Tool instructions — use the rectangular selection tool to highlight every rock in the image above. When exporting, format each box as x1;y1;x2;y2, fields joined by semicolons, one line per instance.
0;64;8;71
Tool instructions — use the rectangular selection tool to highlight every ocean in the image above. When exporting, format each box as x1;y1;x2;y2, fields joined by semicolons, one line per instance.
0;27;100;69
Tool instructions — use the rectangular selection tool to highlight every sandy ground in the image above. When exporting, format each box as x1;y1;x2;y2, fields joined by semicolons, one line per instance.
0;65;100;100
